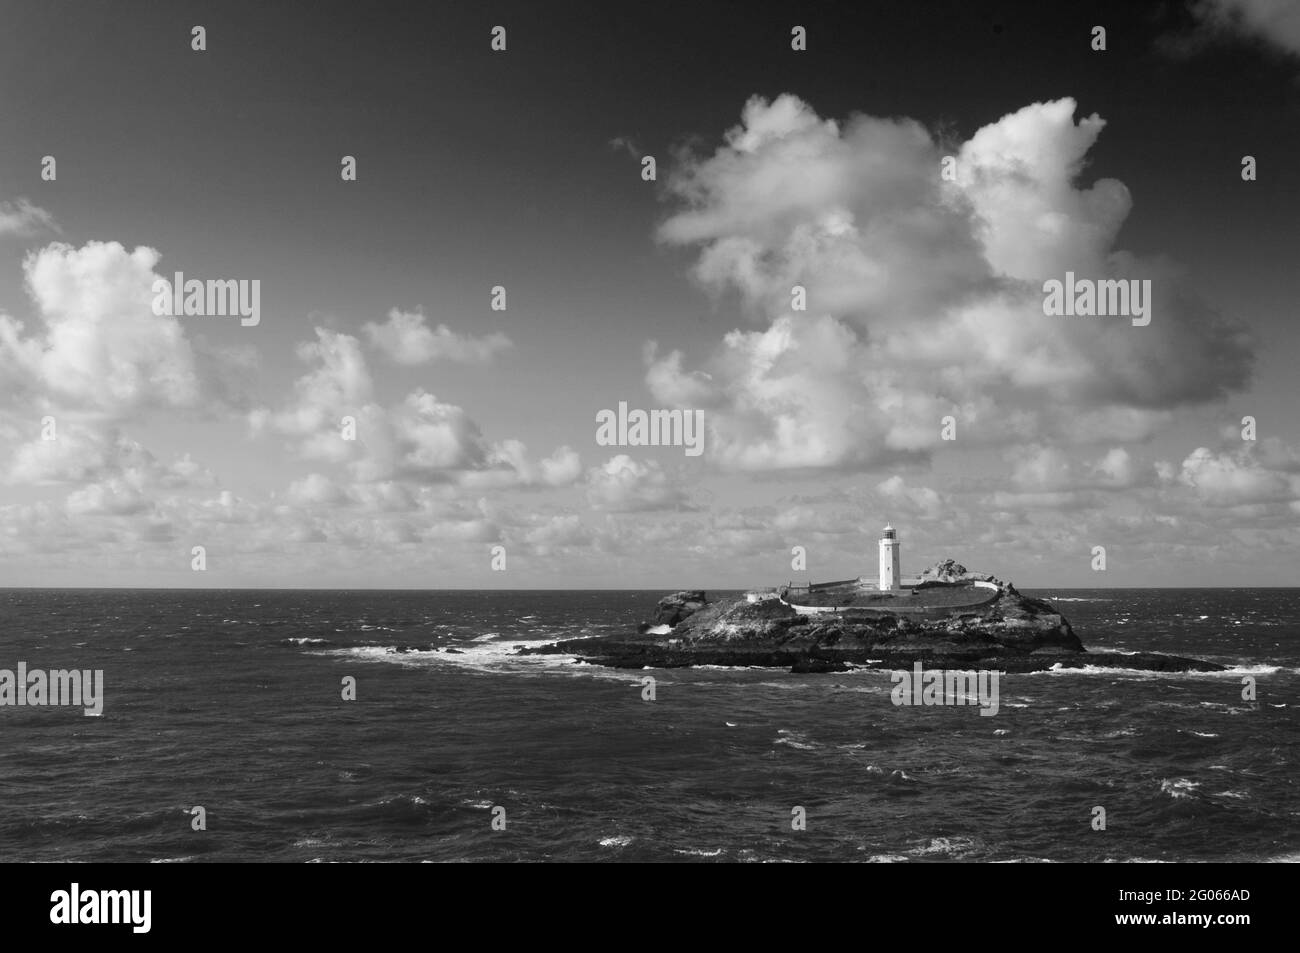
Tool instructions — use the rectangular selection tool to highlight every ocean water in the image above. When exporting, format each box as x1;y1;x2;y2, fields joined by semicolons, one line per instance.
0;587;1296;863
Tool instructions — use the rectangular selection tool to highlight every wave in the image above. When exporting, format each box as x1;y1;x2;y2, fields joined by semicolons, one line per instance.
313;638;645;683
1028;663;1292;678
908;836;980;858
775;729;819;751
1159;778;1200;800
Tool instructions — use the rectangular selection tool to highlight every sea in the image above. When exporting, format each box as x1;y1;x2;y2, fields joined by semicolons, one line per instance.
0;587;1296;863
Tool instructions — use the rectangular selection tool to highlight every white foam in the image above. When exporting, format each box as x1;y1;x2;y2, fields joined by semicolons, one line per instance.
319;636;656;687
775;729;819;751
908;836;977;857
1159;778;1200;800
1030;663;1287;679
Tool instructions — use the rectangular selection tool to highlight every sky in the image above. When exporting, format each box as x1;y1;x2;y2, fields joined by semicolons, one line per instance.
1;0;1298;589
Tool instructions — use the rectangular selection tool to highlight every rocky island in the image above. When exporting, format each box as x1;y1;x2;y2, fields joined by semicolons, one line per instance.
522;532;1225;674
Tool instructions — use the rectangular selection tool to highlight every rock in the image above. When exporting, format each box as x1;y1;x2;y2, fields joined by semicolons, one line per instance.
915;558;994;585
521;569;1223;675
651;590;709;627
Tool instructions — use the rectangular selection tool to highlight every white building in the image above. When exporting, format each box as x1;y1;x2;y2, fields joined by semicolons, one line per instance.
878;524;901;591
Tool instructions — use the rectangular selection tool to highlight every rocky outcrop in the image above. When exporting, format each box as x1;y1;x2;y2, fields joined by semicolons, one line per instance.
651;590;708;627
520;570;1224;674
914;558;995;586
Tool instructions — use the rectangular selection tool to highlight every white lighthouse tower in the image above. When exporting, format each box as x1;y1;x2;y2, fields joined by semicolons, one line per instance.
878;524;901;591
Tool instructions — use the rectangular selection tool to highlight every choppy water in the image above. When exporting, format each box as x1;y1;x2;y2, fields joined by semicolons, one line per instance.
0;588;1296;862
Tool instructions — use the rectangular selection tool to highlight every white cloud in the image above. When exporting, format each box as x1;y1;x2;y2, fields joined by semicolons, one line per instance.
956;99;1130;280
1192;0;1300;56
0;198;57;236
363;309;511;365
5;427;215;526
1089;447;1136;487
585;454;691;512
523;513;593;554
287;473;349;506
1178;445;1300;506
253;327;580;490
0;242;202;417
650;96;1254;473
875;475;946;519
461;440;583;489
659;93;988;324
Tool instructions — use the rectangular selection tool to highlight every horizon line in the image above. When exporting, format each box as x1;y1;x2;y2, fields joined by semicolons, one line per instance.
2;585;1298;593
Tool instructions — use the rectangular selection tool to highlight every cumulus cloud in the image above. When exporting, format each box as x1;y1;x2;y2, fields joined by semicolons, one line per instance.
875;475;946;519
523;513;594;554
659;93;989;324
981;445;1150;509
287;473;349;507
0;241;202;417
650;95;1254;473
6;427;212;492
0;429;216;520
362;309;512;365
252;327;580;489
1177;445;1300;506
463;440;583;489
585;454;691;512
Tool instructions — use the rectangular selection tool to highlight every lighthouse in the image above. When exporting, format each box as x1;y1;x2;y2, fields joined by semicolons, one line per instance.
879;524;901;591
